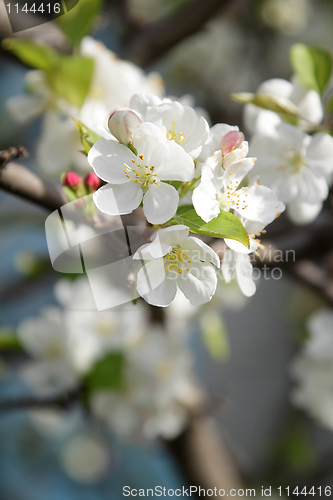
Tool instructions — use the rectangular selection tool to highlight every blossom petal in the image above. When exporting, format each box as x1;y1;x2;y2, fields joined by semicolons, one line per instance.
133;241;171;260
235;253;256;297
234;185;285;225
192;181;220;223
182;237;220;268
88;138;136;184
306;132;333;180
287;200;323;225
150;225;189;246
143;183;179;224
177;262;217;305
93;183;142;216
137;260;177;307
222;157;256;193
132;122;167;160
224;237;257;254
151;141;195;182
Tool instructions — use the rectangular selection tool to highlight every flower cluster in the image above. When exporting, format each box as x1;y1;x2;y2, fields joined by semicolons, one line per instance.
7;37;164;176
290;309;333;430
241;77;333;225
87;94;285;304
17;277;201;440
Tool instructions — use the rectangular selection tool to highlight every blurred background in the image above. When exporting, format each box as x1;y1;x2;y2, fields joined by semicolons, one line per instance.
1;0;333;498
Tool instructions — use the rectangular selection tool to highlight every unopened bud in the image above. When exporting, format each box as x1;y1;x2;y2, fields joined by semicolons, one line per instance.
108;108;141;145
84;172;101;192
219;130;244;156
63;172;82;189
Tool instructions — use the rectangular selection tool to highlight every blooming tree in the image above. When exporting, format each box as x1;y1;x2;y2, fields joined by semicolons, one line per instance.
1;1;333;493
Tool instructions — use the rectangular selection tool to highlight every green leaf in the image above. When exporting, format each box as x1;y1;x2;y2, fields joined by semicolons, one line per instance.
231;92;299;116
63;186;79;202
2;38;58;70
290;44;332;96
327;94;333;113
57;0;102;47
73;118;102;154
171;209;250;248
200;312;229;360
46;55;94;108
0;329;23;352
85;352;125;392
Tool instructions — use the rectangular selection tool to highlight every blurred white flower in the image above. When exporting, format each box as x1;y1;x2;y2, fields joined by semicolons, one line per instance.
244;77;323;136
59;432;110;483
290;309;333;430
79;37;164;136
7;36;165;176
92;328;201;440
134;225;220;307
88;122;194;224
249;122;333;224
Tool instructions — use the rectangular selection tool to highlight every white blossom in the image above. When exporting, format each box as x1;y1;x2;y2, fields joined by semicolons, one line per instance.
130;95;209;160
290;309;333;430
193;149;285;225
133;225;220;307
249;122;333;224
91;327;201;439
244;77;324;136
88;122;194;224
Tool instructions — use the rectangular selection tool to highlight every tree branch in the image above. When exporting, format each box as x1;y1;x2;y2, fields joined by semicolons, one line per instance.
168;414;243;498
0;160;67;211
0;387;81;412
121;0;232;68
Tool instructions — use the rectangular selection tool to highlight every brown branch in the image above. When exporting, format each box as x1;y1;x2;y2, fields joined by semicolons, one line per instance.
0;146;28;168
0;161;67;211
167;414;243;498
121;0;232;68
0;387;82;412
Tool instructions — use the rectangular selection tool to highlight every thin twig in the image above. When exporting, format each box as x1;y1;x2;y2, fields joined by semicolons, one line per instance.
0;387;82;412
0;146;28;169
121;0;232;67
0;161;68;211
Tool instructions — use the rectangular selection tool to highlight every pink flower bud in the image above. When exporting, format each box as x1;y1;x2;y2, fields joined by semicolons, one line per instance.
219;130;244;156
84;172;101;192
108;108;142;144
63;172;82;189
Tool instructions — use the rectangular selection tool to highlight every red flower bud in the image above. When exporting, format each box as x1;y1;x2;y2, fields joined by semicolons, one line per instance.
219;130;245;156
84;172;101;192
63;172;82;189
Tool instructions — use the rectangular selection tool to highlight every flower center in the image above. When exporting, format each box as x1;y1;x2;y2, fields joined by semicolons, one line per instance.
97;316;115;336
166;121;186;145
217;185;250;212
164;245;192;274
286;151;305;172
124;154;160;190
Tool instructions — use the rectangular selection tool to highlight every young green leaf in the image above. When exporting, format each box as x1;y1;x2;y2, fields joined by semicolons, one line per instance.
0;329;23;352
290;44;332;96
85;352;125;392
46;55;94;108
327;94;333;114
73;118;102;154
57;0;103;47
200;312;230;360
231;92;299;117
2;38;58;70
171;209;250;248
